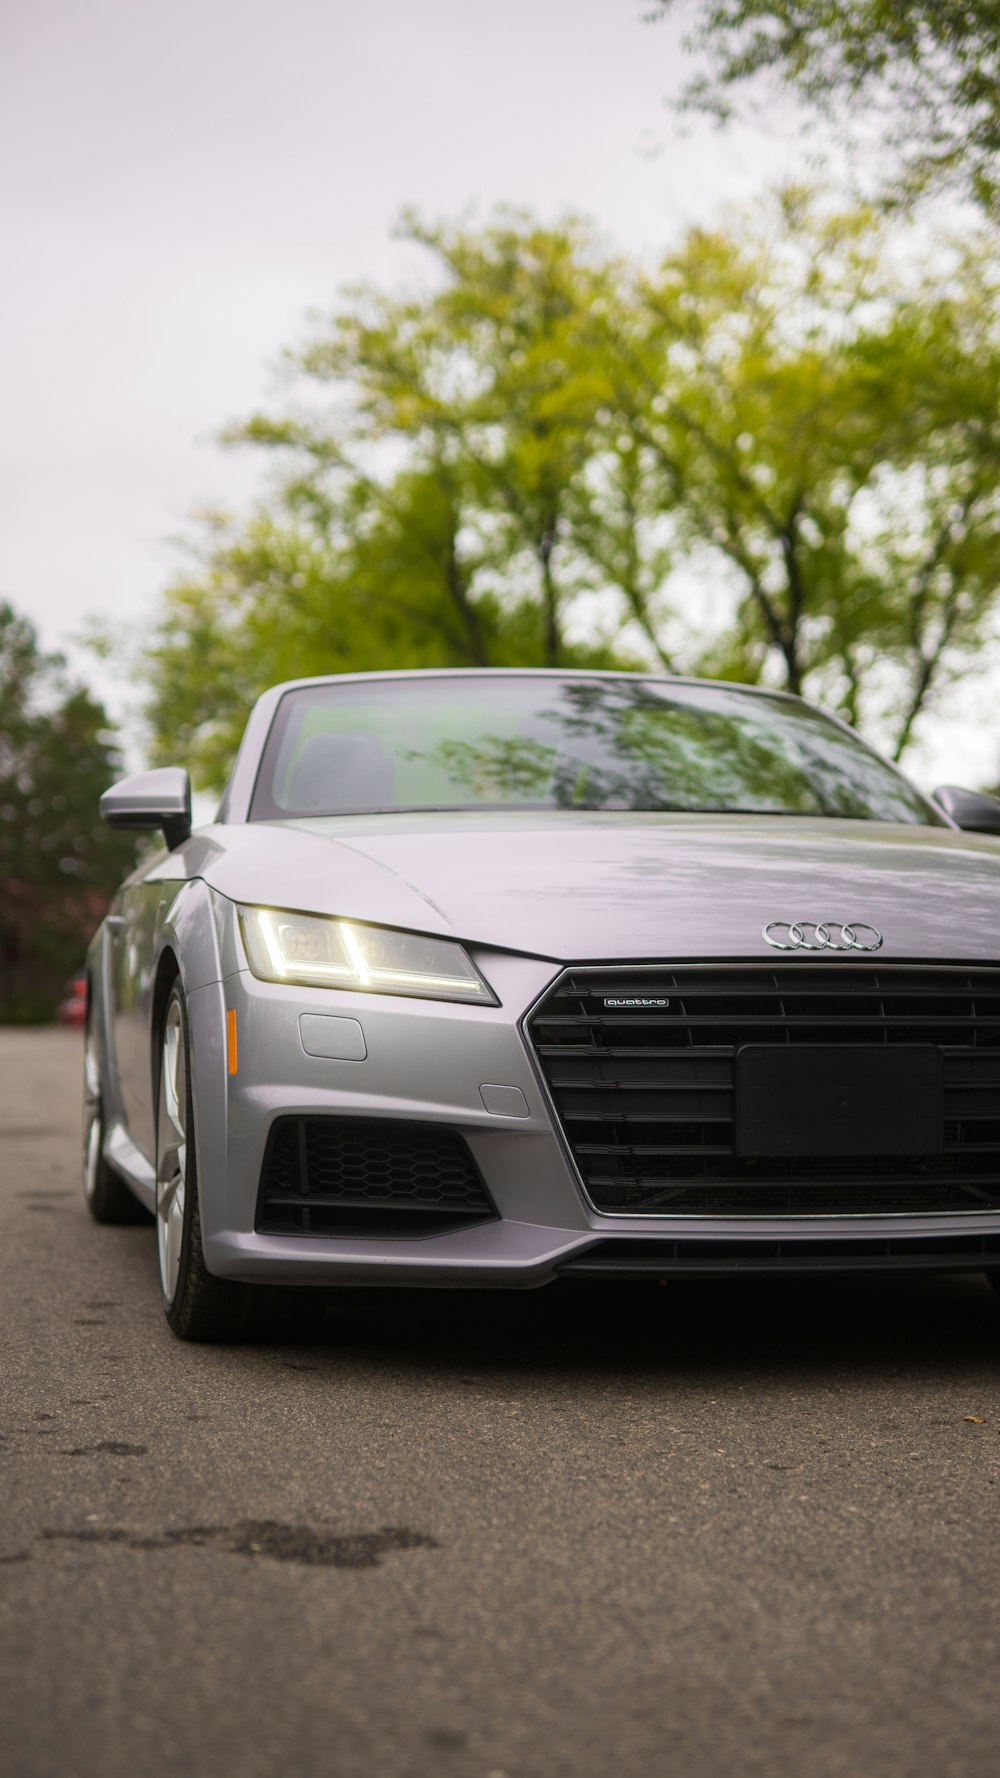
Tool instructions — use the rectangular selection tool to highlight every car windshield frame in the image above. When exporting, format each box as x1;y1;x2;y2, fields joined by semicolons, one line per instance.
246;673;945;828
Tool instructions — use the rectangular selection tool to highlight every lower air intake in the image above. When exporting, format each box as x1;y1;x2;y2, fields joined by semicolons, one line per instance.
557;1233;1000;1278
256;1117;497;1237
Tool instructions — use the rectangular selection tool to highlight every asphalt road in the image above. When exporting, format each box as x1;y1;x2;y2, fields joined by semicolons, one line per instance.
3;1027;1000;1778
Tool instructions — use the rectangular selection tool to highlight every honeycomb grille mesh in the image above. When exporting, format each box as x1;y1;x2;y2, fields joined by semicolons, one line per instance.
256;1117;496;1236
527;965;1000;1216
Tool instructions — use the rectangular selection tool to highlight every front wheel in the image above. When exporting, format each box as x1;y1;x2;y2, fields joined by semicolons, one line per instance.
155;982;257;1341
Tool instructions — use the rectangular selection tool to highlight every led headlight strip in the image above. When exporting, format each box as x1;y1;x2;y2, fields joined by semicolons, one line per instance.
238;906;495;1004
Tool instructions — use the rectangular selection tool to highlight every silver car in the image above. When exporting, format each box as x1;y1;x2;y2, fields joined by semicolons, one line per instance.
84;668;1000;1339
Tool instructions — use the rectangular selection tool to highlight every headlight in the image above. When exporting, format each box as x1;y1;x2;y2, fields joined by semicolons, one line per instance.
238;907;496;1005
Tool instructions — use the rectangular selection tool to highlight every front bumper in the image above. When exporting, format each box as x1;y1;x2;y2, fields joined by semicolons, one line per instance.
187;952;1000;1286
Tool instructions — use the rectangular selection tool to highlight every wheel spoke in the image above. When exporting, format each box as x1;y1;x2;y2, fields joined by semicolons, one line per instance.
83;1032;102;1200
156;998;188;1306
83;1105;101;1201
162;1017;185;1138
84;1033;100;1105
158;1152;185;1216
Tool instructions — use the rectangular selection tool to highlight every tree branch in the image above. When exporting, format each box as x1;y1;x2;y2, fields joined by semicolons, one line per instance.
891;492;978;758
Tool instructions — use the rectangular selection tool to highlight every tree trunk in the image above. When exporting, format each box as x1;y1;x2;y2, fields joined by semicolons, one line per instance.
538;519;561;666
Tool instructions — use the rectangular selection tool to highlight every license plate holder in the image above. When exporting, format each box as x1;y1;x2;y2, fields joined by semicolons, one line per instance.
736;1044;944;1158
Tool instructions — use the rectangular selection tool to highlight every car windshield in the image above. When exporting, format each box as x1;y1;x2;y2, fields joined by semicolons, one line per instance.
248;674;942;826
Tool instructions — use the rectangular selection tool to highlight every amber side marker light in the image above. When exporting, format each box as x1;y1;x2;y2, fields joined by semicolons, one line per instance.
227;1008;238;1076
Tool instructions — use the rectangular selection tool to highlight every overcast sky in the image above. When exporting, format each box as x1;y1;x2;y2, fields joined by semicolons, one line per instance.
1;0;993;787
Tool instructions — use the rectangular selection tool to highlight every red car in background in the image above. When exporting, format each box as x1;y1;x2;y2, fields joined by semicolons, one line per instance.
56;971;87;1028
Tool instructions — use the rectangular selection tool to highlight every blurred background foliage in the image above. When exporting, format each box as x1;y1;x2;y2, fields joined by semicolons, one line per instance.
0;604;137;1021
649;1;1000;216
144;193;1000;789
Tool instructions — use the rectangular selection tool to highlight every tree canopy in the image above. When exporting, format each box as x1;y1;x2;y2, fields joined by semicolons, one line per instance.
0;603;136;1021
648;1;1000;214
144;198;1000;787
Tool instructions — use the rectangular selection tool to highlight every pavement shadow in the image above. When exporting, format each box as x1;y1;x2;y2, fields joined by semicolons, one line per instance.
257;1268;1000;1387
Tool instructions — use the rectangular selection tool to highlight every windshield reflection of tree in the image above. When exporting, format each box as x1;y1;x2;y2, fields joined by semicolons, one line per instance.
425;680;885;815
430;682;811;814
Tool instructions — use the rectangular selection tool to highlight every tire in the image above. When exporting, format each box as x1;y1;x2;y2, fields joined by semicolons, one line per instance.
155;981;257;1342
83;1022;149;1224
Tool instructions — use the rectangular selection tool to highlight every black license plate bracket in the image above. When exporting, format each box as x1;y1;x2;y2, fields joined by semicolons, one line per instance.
736;1044;944;1158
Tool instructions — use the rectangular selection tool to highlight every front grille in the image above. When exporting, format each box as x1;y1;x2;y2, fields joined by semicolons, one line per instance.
527;966;1000;1216
256;1117;497;1236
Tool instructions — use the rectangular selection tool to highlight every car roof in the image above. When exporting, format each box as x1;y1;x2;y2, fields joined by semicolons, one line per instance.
255;665;804;705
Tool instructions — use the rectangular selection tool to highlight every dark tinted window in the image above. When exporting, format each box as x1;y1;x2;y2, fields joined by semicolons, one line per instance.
249;675;942;826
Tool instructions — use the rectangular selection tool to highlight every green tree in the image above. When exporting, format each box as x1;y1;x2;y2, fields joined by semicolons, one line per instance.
145;213;645;786
144;201;1000;785
241;210;635;666
597;193;1000;753
0;603;136;1022
648;1;1000;213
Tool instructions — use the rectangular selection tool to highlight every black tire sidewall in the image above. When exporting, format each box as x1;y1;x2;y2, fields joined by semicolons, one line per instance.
84;1020;147;1224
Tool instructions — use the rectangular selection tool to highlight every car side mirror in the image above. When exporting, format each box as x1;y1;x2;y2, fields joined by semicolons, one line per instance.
931;784;1000;836
100;767;192;851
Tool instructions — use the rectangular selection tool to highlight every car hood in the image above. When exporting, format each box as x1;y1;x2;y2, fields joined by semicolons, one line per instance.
189;810;1000;963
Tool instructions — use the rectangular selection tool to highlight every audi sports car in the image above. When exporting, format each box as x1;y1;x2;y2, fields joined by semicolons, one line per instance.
84;669;1000;1339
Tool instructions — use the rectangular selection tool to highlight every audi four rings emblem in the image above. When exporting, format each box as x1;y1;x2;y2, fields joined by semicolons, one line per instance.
762;921;883;952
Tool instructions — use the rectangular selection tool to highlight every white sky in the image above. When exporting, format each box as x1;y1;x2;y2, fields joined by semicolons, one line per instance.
1;0;994;789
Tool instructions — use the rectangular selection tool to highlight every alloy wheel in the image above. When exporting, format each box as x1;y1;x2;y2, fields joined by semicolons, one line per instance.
156;995;187;1305
83;1029;102;1203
